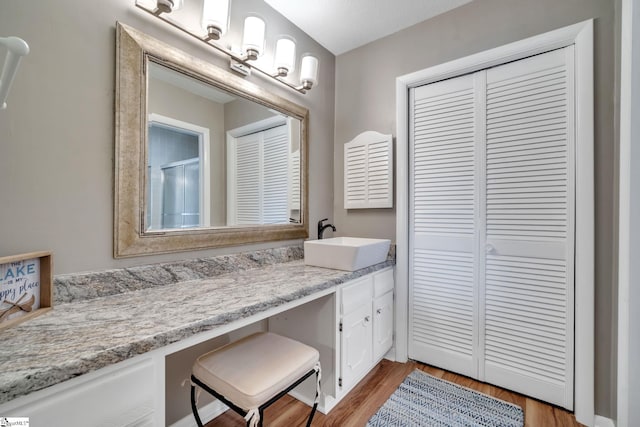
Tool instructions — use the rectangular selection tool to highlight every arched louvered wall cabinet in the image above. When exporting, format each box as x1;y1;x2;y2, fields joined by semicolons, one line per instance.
344;131;393;209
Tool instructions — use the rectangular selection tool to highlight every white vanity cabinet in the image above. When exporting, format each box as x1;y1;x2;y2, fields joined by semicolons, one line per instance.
267;266;394;413
338;267;394;396
0;355;155;426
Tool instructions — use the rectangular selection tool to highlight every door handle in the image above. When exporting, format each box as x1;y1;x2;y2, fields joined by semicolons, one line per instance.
485;243;496;254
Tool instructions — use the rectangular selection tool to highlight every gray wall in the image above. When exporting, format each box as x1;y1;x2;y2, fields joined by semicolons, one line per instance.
333;0;618;418
0;0;335;274
224;96;278;131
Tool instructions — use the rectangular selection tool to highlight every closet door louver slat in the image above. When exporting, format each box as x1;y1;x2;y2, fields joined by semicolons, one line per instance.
409;74;478;378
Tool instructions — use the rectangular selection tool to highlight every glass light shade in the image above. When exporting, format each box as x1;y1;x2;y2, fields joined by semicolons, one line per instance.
300;55;319;85
136;0;158;9
274;37;296;73
242;16;266;58
201;0;230;39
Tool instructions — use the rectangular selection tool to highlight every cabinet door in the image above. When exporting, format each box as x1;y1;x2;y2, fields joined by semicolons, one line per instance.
0;357;154;426
373;268;394;297
482;47;575;409
340;303;373;389
409;73;479;378
373;291;394;361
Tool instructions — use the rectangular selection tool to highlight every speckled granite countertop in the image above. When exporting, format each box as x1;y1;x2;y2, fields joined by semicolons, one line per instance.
0;245;394;404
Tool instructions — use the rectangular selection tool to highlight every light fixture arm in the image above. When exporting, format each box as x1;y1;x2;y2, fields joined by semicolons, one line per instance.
297;80;314;92
273;67;289;78
136;2;309;94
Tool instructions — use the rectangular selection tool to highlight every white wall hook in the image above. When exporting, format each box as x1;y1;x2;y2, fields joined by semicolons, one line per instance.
0;36;30;110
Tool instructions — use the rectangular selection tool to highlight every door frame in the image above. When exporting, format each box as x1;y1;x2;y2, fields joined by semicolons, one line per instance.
148;113;211;228
395;20;594;425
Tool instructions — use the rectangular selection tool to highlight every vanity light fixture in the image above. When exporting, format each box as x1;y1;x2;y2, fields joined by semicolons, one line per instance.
135;0;319;94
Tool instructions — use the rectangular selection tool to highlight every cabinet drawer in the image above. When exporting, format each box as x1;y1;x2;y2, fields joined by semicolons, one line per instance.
373;268;394;297
341;276;373;314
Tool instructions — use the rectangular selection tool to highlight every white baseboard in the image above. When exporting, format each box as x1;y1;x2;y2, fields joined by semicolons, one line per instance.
170;400;229;427
595;415;616;427
286;389;331;415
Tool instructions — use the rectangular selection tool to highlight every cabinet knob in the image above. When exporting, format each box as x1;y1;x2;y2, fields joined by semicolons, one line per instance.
364;316;371;323
376;308;383;315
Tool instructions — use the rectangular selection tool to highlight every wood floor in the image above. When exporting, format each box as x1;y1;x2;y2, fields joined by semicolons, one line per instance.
204;359;583;427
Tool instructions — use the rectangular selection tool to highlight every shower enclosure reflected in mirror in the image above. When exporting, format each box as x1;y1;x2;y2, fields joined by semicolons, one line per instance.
114;23;308;258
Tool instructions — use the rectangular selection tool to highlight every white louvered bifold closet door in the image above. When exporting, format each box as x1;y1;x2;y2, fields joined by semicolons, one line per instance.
262;125;290;224
409;73;479;378
482;48;575;408
234;132;262;224
231;125;290;225
409;46;575;409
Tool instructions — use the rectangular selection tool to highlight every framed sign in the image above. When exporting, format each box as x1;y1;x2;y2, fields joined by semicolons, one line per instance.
0;251;52;330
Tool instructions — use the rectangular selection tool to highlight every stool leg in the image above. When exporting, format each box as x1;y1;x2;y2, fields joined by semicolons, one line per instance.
306;402;319;427
191;385;205;427
245;408;264;427
305;370;320;427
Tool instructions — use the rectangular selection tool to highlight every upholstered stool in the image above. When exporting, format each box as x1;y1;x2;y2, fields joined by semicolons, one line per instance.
190;332;321;427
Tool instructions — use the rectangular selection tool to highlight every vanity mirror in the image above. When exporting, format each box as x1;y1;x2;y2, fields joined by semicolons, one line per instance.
114;22;308;257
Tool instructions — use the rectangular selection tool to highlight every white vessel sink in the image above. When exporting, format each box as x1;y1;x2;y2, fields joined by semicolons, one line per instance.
304;237;391;271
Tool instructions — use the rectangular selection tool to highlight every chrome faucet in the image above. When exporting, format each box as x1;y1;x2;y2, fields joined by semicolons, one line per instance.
318;218;336;239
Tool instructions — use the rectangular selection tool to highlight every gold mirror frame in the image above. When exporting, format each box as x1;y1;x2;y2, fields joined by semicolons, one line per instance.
114;22;309;258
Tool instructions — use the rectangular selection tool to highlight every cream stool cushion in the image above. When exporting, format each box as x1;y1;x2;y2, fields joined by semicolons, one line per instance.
192;332;320;411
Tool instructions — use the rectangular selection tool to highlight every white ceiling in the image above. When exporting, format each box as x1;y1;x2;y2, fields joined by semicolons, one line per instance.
264;0;473;56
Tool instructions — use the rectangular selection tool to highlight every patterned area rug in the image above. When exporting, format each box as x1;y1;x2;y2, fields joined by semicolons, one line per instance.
367;370;524;427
